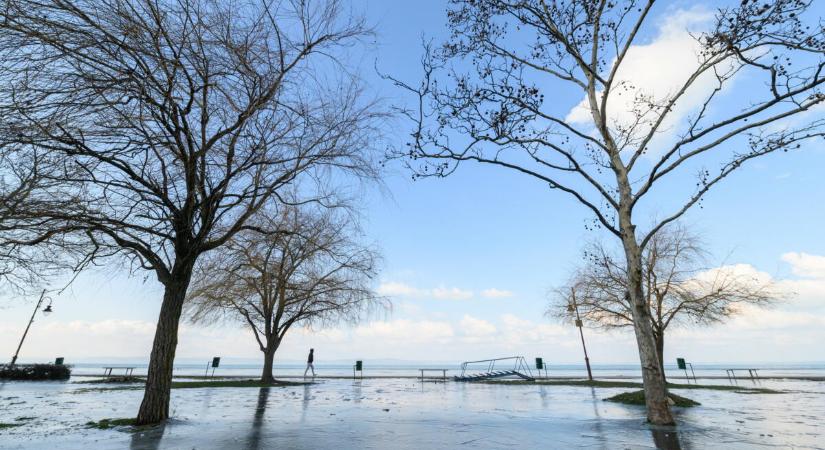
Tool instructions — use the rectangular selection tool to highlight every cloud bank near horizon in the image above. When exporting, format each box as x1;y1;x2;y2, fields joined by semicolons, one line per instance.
2;252;823;364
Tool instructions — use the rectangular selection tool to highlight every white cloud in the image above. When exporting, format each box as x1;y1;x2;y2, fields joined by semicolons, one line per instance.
431;286;474;300
499;313;568;346
566;8;722;154
480;288;514;298
684;263;777;296
644;254;825;362
377;281;474;300
723;305;825;331
353;319;454;342
781;252;825;279
0;319;158;359
376;283;512;301
377;281;420;297
459;315;497;337
4;252;825;364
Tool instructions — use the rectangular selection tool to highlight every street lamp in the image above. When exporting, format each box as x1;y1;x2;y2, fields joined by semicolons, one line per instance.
10;289;53;366
569;288;593;381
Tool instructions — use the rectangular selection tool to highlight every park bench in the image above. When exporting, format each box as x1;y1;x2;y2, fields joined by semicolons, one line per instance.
103;366;135;378
418;368;449;381
726;368;760;382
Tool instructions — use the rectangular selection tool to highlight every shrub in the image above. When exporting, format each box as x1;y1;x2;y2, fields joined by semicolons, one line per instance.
0;364;71;380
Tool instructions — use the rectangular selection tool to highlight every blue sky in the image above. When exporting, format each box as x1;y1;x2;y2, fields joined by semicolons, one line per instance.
1;0;824;365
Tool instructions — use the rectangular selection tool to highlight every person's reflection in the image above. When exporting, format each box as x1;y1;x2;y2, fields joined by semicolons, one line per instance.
246;387;271;450
300;382;312;423
650;426;683;450
129;423;166;450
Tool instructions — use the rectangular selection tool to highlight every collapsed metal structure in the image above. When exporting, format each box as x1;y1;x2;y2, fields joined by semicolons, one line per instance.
454;356;535;382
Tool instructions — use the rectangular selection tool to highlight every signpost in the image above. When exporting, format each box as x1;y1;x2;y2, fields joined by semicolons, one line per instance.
535;357;548;378
677;358;696;383
353;360;363;379
568;289;593;381
205;357;221;378
10;289;52;366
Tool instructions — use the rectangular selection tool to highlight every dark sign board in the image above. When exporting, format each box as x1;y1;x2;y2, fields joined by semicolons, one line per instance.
676;358;686;370
212;357;221;368
55;357;64;365
355;360;363;371
535;357;544;370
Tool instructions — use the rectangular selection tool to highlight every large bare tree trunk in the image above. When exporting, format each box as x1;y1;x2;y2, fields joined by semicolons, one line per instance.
260;338;280;384
622;233;674;425
655;332;667;384
136;264;194;425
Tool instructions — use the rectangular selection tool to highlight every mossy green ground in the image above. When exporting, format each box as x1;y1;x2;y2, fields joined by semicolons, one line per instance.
85;418;138;430
75;376;143;384
604;390;701;407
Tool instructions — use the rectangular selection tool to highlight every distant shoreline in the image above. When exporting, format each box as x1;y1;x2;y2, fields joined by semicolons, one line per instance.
65;374;825;382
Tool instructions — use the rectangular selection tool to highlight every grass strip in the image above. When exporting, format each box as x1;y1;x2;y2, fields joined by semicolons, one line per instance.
85;418;138;430
604;390;700;407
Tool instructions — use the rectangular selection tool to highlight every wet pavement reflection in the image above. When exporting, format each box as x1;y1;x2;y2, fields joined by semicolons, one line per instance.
0;377;823;449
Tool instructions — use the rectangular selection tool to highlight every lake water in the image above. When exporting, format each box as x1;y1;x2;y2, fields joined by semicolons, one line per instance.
60;360;825;380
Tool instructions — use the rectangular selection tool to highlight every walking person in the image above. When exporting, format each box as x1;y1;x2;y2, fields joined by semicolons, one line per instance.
304;348;316;377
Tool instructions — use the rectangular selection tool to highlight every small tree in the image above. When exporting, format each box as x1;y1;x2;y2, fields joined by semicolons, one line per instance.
551;224;780;382
0;0;379;424
186;205;385;383
388;0;824;424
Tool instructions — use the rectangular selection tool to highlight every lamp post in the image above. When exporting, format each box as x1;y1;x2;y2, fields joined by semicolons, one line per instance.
10;289;52;366
568;288;593;381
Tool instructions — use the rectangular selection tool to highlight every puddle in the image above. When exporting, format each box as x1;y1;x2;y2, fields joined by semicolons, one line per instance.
0;378;822;449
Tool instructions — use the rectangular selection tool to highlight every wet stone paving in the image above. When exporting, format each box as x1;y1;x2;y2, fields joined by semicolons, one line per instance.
1;377;823;449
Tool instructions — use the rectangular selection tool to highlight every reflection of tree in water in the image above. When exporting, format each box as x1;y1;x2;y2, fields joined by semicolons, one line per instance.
587;387;609;450
650;427;684;450
129;423;166;450
246;387;271;450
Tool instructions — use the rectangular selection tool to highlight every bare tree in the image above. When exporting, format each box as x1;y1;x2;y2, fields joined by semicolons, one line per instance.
0;0;380;424
186;204;386;383
551;224;781;382
387;0;824;424
0;149;87;292
0;151;52;290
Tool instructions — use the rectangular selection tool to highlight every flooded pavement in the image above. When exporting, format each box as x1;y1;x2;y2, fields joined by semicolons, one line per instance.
1;377;823;449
